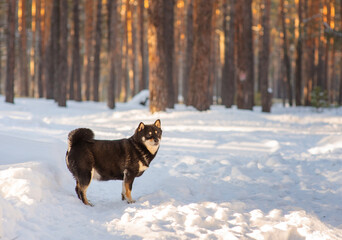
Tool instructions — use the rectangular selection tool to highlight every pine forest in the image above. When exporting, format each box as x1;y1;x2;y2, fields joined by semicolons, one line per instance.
0;0;341;113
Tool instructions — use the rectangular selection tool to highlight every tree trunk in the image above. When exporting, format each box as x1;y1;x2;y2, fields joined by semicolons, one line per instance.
236;0;254;110
339;0;342;105
58;0;68;107
46;0;59;100
165;0;175;108
108;0;118;109
149;0;175;113
317;0;326;90
174;1;185;104
183;0;193;105
139;0;148;90
187;0;213;111
324;0;331;96
339;54;342;105
295;0;303;106
84;0;94;101
256;0;263;93
53;0;61;102
208;1;218;106
115;3;123;100
5;0;16;103
221;0;236;108
93;0;102;102
107;0;112;53
36;0;44;98
0;34;2;94
18;0;29;97
124;1;130;102
260;0;271;112
303;0;312;106
132;2;139;96
71;0;82;101
340;60;342;104
280;0;293;106
329;42;335;103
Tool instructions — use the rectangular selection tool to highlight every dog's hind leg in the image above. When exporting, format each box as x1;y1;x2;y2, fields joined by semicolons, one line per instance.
121;169;135;204
76;171;93;206
78;185;93;206
75;180;82;200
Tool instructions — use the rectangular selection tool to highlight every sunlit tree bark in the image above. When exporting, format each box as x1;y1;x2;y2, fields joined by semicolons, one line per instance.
149;0;175;113
19;0;29;97
187;0;214;111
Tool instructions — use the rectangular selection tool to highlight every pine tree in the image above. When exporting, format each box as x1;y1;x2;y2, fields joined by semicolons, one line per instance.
93;0;102;102
182;0;193;105
71;0;82;101
295;0;303;106
19;0;29;97
84;0;94;101
5;0;16;104
108;0;118;109
236;0;254;110
58;0;68;107
149;0;175;113
280;0;293;106
36;0;44;98
222;0;236;108
187;0;214;111
46;0;59;100
260;0;271;112
139;0;149;90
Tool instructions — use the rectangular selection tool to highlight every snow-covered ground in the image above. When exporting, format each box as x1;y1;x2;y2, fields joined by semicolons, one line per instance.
1;95;342;240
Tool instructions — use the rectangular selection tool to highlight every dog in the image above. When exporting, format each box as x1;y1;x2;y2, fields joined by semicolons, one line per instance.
65;119;162;206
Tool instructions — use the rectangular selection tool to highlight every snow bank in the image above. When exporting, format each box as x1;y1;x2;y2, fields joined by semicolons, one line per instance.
1;97;342;239
309;135;342;154
127;89;149;106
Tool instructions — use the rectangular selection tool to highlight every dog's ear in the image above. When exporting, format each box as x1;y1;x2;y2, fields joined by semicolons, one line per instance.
154;119;161;128
137;122;145;132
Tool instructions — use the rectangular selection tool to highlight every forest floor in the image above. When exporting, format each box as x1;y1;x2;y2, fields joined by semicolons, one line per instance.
1;94;342;239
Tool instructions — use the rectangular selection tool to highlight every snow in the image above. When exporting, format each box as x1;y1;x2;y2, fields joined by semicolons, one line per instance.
1;96;342;240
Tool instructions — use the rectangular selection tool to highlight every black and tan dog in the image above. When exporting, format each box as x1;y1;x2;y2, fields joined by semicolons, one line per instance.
66;120;162;206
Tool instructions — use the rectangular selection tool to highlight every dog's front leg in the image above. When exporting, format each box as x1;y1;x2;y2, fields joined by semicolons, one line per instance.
121;169;135;204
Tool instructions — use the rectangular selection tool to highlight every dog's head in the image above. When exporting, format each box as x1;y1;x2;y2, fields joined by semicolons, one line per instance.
135;119;162;155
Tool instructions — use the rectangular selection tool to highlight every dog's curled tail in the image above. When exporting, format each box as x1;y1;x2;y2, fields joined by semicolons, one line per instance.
68;128;94;147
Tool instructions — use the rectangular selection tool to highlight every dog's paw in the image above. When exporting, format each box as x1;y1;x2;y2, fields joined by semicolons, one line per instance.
122;193;135;203
84;201;94;207
127;199;136;204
